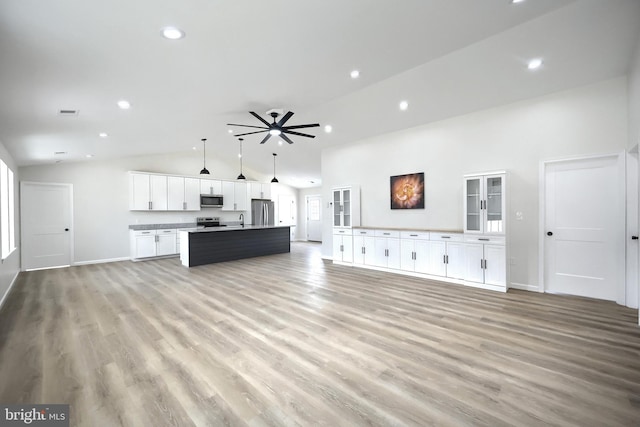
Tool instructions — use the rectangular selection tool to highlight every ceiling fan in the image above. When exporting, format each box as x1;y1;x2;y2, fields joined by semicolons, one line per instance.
227;110;319;144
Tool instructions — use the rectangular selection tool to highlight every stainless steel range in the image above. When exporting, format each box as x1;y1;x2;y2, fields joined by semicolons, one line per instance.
196;217;223;227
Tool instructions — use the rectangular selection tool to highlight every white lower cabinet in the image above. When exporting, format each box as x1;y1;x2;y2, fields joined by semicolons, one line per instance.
374;230;400;269
130;229;178;260
333;228;353;263
342;228;507;293
464;235;506;288
400;232;430;273
353;229;376;265
427;233;465;279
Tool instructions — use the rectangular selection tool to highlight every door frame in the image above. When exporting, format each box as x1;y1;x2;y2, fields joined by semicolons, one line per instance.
20;181;74;271
538;152;626;305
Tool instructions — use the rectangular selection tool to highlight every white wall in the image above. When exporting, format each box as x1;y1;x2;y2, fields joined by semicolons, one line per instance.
0;140;20;309
321;77;628;290
19;151;298;264
629;31;640;149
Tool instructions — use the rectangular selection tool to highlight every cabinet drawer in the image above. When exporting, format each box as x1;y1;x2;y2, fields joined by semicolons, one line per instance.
132;230;156;236
333;228;353;236
400;231;430;240
464;235;505;245
353;229;374;236
430;232;463;242
157;228;177;235
375;229;400;238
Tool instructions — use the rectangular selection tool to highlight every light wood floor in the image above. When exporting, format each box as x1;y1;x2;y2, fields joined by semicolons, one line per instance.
1;242;639;426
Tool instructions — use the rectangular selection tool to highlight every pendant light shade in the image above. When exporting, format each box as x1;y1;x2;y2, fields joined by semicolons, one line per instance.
199;138;210;175
271;153;279;183
237;138;245;180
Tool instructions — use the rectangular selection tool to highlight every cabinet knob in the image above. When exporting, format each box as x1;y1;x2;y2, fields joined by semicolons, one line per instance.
547;231;553;236
632;236;639;240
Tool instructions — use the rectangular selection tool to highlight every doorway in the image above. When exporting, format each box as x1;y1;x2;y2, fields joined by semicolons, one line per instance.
278;195;296;241
541;153;625;302
21;182;73;270
306;195;322;242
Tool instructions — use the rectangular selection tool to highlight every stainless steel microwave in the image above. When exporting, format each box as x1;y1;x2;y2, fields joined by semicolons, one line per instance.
200;194;223;208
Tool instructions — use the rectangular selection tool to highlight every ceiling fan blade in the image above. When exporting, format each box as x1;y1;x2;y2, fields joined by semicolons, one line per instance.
280;134;294;144
282;123;320;130
259;134;272;144
226;123;269;130
276;111;294;127
282;129;317;138
234;130;269;137
250;111;272;127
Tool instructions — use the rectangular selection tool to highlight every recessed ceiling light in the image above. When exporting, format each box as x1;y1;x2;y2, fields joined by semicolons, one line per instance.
324;125;333;133
192;146;197;150
228;129;234;134
99;132;108;138
511;0;526;4
161;27;185;40
117;100;131;109
350;70;360;79
86;154;94;158
527;58;543;70
278;140;284;146
399;100;409;111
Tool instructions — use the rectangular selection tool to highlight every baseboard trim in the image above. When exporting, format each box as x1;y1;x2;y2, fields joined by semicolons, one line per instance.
509;282;539;292
74;257;131;266
0;270;20;312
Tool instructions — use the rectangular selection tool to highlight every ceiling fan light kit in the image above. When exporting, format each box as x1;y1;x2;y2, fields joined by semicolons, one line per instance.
227;110;319;145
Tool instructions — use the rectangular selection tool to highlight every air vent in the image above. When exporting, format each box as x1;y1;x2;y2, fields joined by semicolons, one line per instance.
58;109;78;116
54;151;67;155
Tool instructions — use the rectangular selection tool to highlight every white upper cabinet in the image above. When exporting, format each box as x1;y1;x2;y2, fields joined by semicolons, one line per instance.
200;178;222;195
130;173;167;211
332;186;360;228
250;182;272;200
464;172;506;235
167;176;200;211
222;181;248;211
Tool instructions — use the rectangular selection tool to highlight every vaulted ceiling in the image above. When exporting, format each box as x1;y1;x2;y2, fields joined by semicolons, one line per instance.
1;0;639;187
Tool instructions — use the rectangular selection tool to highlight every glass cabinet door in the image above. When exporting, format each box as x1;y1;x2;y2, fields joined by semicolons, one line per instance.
465;178;481;232
485;176;503;233
333;190;341;226
343;189;351;227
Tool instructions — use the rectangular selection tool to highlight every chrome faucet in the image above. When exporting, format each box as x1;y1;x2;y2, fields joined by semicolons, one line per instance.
239;213;244;227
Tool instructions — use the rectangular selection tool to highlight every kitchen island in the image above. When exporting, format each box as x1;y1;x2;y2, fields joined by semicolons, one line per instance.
180;225;291;267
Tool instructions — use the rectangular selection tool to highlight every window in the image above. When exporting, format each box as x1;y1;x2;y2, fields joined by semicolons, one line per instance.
0;159;16;259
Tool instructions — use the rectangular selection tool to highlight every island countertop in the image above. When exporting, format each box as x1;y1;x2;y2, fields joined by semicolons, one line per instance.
182;225;291;233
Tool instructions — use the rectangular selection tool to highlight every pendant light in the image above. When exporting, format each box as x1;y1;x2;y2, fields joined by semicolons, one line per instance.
271;153;279;183
236;138;245;180
199;138;210;175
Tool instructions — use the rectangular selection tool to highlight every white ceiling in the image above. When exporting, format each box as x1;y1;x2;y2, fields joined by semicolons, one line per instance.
1;0;639;188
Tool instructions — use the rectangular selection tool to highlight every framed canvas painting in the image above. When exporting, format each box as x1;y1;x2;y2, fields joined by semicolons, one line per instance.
390;172;424;209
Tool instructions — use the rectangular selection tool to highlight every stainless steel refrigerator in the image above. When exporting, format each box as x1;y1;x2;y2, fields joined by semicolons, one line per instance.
251;199;275;226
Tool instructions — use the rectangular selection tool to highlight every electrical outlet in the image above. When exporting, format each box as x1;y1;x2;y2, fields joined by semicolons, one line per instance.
515;211;523;221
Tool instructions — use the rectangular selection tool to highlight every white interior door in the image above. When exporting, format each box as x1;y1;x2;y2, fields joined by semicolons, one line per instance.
544;154;624;302
21;182;73;270
278;195;296;240
306;195;322;242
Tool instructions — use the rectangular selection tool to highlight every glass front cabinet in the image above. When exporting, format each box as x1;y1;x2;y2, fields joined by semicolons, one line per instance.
464;173;506;235
332;186;360;228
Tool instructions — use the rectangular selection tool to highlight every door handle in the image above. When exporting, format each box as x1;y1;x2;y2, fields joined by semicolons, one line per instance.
64;228;69;231
632;236;639;240
547;231;553;236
